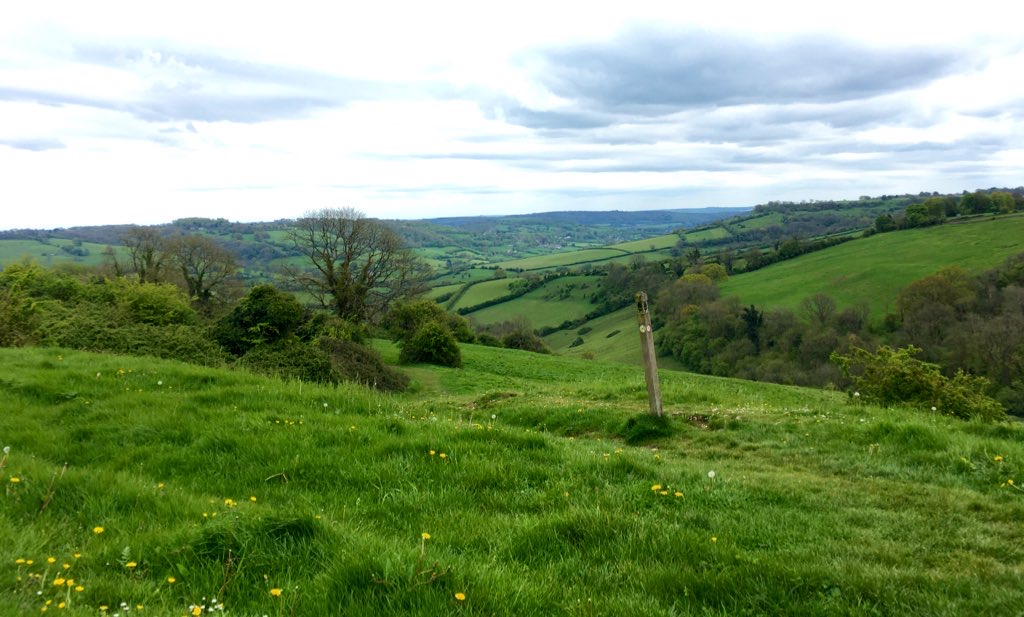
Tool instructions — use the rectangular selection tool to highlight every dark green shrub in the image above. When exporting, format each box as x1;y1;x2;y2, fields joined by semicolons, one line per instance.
399;321;462;367
239;339;336;383
214;285;307;355
387;299;475;343
831;345;1006;421
475;333;502;347
569;336;585;348
502;329;550;354
319;338;409;392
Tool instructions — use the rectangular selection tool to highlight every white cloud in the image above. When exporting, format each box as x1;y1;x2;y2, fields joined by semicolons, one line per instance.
1;1;1023;229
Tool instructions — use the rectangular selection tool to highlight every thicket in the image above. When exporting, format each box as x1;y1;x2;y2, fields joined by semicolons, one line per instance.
0;262;411;391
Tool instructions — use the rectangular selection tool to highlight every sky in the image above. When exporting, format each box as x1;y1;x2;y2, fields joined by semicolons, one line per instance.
2;1;1023;230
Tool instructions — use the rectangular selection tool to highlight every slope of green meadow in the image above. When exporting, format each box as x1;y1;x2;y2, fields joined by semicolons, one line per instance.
1;345;1022;615
464;276;598;330
719;214;1024;318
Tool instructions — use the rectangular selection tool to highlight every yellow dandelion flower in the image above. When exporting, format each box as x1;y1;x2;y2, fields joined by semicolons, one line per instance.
52;578;65;586
249;496;257;502
421;532;431;540
167;577;176;584
439;452;447;459
73;553;81;559
92;526;104;534
674;491;683;497
191;607;202;616
58;602;65;609
9;477;20;483
74;586;84;593
65;579;74;587
994;455;1004;462
47;557;56;564
429;450;436;456
100;606;109;612
454;592;466;602
711;536;717;543
651;484;662;491
15;558;25;564
270;588;283;597
660;490;669;496
125;561;137;569
62;563;70;570
1009;479;1016;486
26;560;34;565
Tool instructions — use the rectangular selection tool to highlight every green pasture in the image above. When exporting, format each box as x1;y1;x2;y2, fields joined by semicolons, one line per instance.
495;248;628;271
464;276;598;329
610;234;679;252
729;212;782;231
451;278;522;311
0;240;120;268
425;283;463;301
2;344;1022;616
719;214;1024;319
680;226;731;242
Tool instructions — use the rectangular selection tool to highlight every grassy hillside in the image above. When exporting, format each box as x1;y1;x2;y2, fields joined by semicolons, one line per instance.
465;276;599;330
719;214;1024;318
1;345;1021;616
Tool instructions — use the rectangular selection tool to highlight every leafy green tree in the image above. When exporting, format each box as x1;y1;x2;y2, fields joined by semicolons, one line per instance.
958;191;992;215
122;226;168;283
990;191;1016;214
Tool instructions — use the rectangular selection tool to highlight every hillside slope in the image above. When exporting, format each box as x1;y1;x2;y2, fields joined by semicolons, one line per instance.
1;345;1021;615
719;213;1024;318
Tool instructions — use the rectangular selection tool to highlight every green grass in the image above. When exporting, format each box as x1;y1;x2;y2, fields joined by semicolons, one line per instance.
464;276;598;329
719;214;1024;318
0;241;122;268
609;234;679;252
1;345;1022;615
681;226;732;242
729;212;783;231
495;249;628;271
451;278;522;311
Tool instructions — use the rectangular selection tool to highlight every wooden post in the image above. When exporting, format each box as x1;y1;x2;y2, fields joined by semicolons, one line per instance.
635;291;663;417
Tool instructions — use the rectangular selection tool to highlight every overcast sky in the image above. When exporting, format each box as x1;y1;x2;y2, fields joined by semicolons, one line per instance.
2;1;1023;230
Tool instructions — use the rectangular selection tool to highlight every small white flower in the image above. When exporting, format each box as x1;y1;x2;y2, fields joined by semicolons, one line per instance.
707;470;716;479
323;402;328;408
853;392;860;397
157;380;163;386
931;406;937;412
2;446;9;454
491;414;497;420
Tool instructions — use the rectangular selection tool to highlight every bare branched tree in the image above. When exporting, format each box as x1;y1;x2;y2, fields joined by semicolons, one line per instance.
287;207;428;322
166;235;238;311
122;226;168;283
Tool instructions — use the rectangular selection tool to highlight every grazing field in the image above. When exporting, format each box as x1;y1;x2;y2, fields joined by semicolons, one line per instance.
450;278;523;311
495;248;628;271
609;234;680;252
0;240;119;268
719;213;1024;318
1;345;1021;616
464;276;598;329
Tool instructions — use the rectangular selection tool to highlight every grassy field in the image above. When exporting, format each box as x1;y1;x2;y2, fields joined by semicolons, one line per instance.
451;278;523;311
464;276;598;329
1;345;1021;616
609;234;679;252
680;227;732;242
495;249;628;271
0;240;121;269
719;214;1024;318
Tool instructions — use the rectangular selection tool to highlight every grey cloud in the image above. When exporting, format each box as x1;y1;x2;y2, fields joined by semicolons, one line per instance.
538;30;967;110
0;137;66;151
0;43;408;125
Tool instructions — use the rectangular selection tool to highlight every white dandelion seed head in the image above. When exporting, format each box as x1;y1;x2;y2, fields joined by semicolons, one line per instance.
708;470;716;479
323;402;328;408
2;446;9;454
853;391;860;397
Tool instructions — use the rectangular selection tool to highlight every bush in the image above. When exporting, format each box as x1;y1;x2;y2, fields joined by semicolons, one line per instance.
239;339;336;383
399;321;462;367
0;287;37;347
475;333;503;347
502;329;550;354
319;338;409;392
387;299;475;344
831;345;1006;421
214;285;308;355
